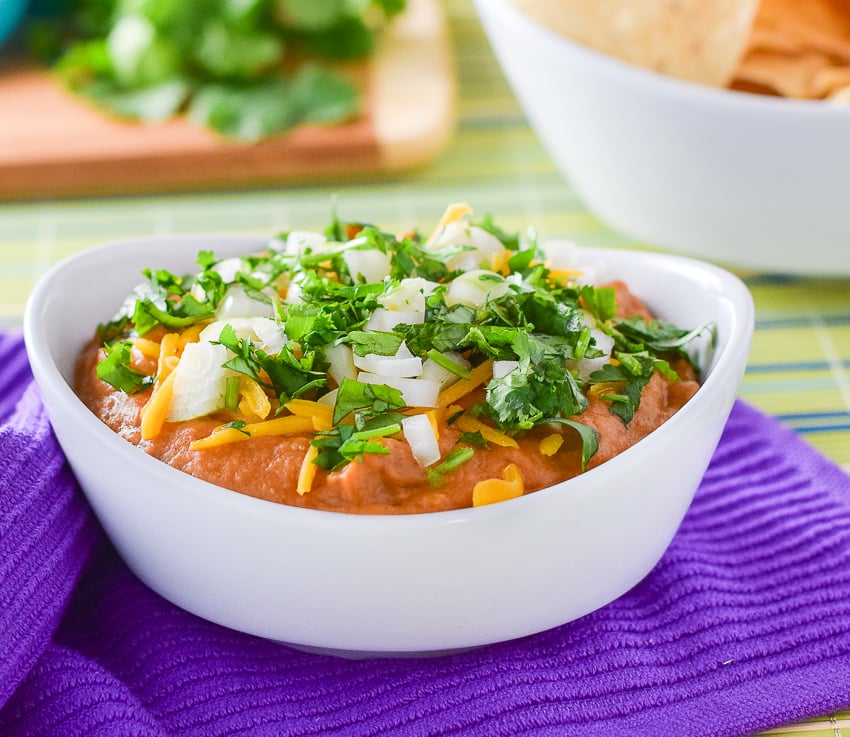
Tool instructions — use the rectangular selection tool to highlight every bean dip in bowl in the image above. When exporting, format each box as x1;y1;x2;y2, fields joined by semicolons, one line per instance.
24;211;753;654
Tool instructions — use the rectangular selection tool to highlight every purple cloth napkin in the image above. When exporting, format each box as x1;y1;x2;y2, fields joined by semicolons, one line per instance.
2;330;850;737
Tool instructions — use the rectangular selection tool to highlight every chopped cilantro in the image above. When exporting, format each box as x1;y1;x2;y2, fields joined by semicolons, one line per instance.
426;447;475;487
96;342;153;394
332;377;406;425
93;206;707;498
348;331;404;357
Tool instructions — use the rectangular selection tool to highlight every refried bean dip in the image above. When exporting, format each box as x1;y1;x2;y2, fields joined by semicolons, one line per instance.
76;205;707;514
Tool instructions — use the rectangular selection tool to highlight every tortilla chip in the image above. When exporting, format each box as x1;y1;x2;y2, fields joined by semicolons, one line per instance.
750;0;850;63
735;49;835;98
732;0;850;99
507;0;761;87
827;83;850;102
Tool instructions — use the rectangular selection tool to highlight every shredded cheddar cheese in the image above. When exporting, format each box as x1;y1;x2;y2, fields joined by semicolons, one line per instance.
285;399;334;431
425;410;440;441
157;333;181;383
239;377;271;421
454;414;518;449
472;463;524;507
189;415;315;451
297;444;319;495
133;337;161;359
539;433;564;457
178;323;206;347
140;370;176;440
437;359;494;408
427;202;472;245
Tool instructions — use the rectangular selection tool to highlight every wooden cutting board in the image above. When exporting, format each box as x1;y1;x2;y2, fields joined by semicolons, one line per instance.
0;0;454;200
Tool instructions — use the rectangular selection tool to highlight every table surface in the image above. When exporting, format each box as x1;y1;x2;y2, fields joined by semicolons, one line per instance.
1;1;849;734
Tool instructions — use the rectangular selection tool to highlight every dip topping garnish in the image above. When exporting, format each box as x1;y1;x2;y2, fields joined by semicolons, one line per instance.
94;205;710;503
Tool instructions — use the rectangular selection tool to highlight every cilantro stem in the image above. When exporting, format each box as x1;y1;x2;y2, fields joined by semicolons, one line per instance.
426;349;472;380
224;376;241;411
427;446;475;487
350;423;402;442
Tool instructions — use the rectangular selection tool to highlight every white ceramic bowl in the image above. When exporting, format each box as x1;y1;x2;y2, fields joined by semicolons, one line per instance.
24;235;753;654
475;0;850;276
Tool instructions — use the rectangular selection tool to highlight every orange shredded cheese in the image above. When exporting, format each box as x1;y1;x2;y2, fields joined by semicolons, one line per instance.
285;399;334;431
472;463;524;507
177;323;206;347
133;337;161;359
539;433;564;457
427;202;472;245
589;381;626;397
297;444;319;495
239;377;271;421
425;410;440;441
189;415;315;451
547;268;583;281
190;427;253;450
490;248;511;275
454;414;518;448
437;359;494;408
139;371;176;440
157;333;181;383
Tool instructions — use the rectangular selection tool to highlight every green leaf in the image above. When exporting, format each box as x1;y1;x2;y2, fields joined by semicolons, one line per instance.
289;64;360;123
295;16;374;59
332;377;406;424
192;20;283;80
545;419;599;471
579;285;617;323
79;78;188;122
587;356;655;425
426;446;475;487
188;80;296;140
347;330;404;357
96;341;153;394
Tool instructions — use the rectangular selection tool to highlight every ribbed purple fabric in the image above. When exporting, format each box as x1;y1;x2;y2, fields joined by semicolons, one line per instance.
2;330;850;737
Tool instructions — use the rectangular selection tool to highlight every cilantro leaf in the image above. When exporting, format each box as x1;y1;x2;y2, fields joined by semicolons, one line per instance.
347;331;404;357
96;342;153;394
217;324;327;405
332;377;406;425
587;355;656;425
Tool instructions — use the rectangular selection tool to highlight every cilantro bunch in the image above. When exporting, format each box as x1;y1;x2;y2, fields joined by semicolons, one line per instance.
30;0;405;139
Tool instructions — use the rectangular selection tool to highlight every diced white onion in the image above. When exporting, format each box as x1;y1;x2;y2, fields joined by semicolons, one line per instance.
428;222;506;271
379;277;438;312
211;257;247;284
167;342;234;422
364;308;424;331
318;389;338;407
342;249;392;284
216;284;276;320
539;239;580;271
325;343;357;386
493;360;520;379
284;272;308;305
199;317;287;355
571;329;616;380
402;414;441;467
353;353;423;378
357;372;440;408
445;270;511;308
250;318;288;355
285;231;327;256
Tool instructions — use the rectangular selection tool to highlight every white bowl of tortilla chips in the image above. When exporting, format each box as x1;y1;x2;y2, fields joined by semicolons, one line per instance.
475;0;850;275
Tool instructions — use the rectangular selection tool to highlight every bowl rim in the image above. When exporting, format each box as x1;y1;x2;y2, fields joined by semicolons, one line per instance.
477;0;850;118
23;233;754;530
